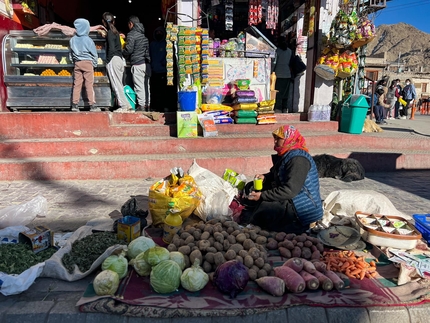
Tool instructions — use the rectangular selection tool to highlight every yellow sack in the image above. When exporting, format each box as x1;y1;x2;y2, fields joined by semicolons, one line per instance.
149;171;202;227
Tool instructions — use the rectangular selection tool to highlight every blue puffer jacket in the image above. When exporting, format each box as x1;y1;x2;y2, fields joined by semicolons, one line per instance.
277;149;323;225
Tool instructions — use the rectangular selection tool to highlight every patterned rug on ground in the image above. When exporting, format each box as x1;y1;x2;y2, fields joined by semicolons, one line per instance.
77;246;430;318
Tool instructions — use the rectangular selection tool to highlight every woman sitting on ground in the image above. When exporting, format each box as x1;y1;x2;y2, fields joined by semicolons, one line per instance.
243;125;323;234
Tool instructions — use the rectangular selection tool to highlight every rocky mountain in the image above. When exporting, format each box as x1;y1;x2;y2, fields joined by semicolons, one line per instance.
366;22;430;72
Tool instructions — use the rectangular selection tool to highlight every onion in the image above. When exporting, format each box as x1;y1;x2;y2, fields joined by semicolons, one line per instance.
213;260;249;298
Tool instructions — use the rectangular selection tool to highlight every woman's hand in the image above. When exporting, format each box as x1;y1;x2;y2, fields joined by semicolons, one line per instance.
254;174;265;181
247;191;261;201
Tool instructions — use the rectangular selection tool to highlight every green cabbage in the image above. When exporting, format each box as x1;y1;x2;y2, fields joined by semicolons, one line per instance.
93;269;120;296
150;260;182;293
180;259;209;292
129;252;152;276
126;236;156;260
143;246;170;267
169;251;186;270
101;252;128;279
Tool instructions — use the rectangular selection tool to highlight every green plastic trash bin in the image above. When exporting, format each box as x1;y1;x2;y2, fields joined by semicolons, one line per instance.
340;94;369;134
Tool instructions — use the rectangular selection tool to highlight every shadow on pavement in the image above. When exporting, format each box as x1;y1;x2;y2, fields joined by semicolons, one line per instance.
365;169;430;202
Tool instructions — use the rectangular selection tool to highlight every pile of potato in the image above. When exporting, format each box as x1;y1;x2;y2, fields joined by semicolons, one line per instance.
167;218;273;280
266;232;324;261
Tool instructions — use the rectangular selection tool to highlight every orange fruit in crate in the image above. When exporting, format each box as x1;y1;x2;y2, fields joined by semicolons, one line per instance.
41;69;56;76
58;69;71;76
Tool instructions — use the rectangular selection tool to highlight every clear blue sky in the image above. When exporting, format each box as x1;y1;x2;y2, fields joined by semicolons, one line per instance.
374;0;430;34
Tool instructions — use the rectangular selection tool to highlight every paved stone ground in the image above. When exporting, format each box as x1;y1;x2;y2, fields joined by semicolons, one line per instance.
1;170;430;322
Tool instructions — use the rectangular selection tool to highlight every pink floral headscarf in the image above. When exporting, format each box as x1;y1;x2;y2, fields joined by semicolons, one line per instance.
272;125;309;156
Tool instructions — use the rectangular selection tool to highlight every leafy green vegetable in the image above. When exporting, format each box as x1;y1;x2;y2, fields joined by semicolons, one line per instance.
93;269;120;296
0;243;57;275
143;246;170;267
126;236;155;260
61;232;126;274
150;260;182;293
180;258;209;292
101;251;128;279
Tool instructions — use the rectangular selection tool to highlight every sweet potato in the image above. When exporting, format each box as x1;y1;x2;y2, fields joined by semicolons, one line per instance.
275;232;287;242
255;276;285;297
282;240;295;250
301;247;312;259
298;270;319;290
311;261;327;273
293;235;307;243
285;233;296;240
324;270;345;290
291;246;301;258
266;238;278;250
282;257;304;272
312;270;333;291
302;259;317;274
274;266;306;293
311;250;321;261
279;247;292;259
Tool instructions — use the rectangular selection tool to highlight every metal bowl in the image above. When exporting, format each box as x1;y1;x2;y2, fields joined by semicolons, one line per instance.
317;225;362;249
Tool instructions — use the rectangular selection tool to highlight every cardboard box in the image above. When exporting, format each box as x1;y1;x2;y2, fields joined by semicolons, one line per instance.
177;111;198;138
19;226;52;253
117;216;141;243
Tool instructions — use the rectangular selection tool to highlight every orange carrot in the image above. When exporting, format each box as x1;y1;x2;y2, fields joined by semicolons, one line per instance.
349;268;362;276
359;269;366;280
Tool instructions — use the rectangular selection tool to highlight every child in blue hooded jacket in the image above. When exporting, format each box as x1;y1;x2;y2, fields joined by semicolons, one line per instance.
69;18;99;112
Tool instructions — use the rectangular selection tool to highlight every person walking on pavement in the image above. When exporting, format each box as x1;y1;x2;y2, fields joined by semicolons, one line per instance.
101;12;133;113
400;78;417;119
273;36;292;114
123;15;151;112
69;18;100;112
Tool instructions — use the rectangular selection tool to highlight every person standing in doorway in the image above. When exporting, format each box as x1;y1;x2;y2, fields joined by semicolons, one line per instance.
400;78;417;119
123;15;151;111
149;26;167;112
69;18;100;112
273;36;292;114
101;12;133;113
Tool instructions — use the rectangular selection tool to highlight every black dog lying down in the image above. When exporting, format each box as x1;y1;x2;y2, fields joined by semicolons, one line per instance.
312;154;365;182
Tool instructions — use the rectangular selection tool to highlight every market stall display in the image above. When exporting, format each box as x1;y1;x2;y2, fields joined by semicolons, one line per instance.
3;169;430;316
314;8;375;81
2;30;111;111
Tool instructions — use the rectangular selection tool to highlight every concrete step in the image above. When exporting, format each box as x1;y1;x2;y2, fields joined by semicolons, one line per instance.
1;112;329;139
1;112;429;181
2;131;430;158
1;148;430;181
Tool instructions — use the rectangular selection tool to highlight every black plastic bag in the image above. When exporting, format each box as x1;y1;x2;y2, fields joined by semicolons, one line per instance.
290;54;307;78
112;197;148;232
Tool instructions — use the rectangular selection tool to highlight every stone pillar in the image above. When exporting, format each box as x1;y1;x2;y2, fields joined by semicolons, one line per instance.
304;0;340;109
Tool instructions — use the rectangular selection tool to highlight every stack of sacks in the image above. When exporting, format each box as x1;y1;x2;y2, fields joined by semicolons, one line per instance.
231;89;258;124
256;99;277;124
200;104;234;124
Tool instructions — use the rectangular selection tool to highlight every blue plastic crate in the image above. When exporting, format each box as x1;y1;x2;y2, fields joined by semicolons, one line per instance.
412;214;430;244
